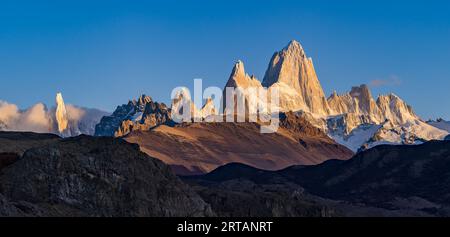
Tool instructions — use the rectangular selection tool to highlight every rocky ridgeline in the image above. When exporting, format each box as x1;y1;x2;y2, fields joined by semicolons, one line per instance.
222;40;448;151
92;40;448;150
94;95;172;137
0;132;212;217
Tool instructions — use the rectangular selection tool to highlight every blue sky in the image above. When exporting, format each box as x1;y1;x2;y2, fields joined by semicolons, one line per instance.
1;0;449;119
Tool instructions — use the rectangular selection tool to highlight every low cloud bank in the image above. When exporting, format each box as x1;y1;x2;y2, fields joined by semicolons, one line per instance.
0;100;109;136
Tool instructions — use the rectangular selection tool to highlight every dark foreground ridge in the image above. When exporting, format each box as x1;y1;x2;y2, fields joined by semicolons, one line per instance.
1;131;450;217
0;132;212;217
186;140;450;217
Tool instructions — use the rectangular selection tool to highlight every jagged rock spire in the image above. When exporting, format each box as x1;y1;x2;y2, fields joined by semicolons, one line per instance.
261;40;330;116
55;92;69;134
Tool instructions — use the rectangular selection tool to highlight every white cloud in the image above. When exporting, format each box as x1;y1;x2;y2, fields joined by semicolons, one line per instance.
370;75;402;87
0;101;52;133
17;103;52;133
0;99;107;135
0;101;20;125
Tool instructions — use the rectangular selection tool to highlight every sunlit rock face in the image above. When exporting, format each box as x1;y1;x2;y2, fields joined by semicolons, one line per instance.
327;85;448;151
200;97;217;119
376;93;418;125
222;60;266;115
54;93;108;137
171;88;202;122
262;40;331;116
222;41;331;117
326;85;422;131
55;93;69;135
215;40;448;151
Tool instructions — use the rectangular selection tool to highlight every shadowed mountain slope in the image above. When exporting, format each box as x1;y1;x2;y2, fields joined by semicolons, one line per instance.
0;132;212;217
187;140;450;216
124;112;353;175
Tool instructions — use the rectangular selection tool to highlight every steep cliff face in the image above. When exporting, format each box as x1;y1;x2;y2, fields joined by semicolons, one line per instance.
222;41;330;116
225;60;262;89
328;85;383;123
171;87;202;122
262;40;330;116
222;61;265;115
200;97;218;119
327;85;421;128
55;93;69;134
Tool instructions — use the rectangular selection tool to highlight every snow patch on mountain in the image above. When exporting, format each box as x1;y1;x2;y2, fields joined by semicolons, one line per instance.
95;94;171;137
219;40;449;151
326;86;448;151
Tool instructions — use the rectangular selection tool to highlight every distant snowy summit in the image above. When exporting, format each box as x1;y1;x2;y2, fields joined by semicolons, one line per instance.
4;40;446;152
0;93;108;137
220;40;449;151
94;40;449;151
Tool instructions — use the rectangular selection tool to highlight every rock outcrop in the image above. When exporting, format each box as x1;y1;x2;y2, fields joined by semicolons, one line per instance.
55;93;69;134
95;95;171;137
183;165;339;217
222;41;330;116
0;132;213;217
262;40;330;116
0;131;60;155
171;88;202;122
221;61;267;115
200;97;218;119
327;85;448;151
327;85;419;127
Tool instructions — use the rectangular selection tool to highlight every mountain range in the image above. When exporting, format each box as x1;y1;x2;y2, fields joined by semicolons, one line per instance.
1;39;450;217
219;40;448;151
90;40;448;168
1;39;449;175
